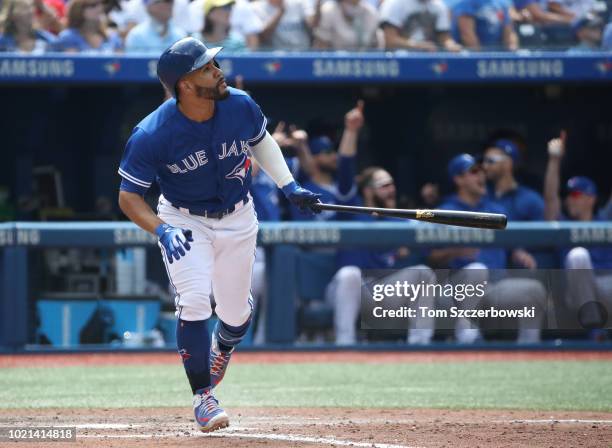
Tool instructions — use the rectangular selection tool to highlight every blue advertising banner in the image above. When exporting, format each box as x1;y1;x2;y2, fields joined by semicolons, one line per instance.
1;52;612;84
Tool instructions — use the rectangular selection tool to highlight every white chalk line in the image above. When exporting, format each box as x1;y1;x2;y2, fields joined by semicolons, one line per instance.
77;428;419;448
206;431;420;448
499;419;612;425
74;423;142;429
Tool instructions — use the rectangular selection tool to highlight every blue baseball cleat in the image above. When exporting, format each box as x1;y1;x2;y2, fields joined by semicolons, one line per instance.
210;332;234;388
193;386;229;433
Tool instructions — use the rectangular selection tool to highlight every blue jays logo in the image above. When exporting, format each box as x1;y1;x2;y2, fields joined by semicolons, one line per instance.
225;155;251;185
264;61;282;74
178;349;191;361
595;61;612;74
104;61;121;76
431;61;448;75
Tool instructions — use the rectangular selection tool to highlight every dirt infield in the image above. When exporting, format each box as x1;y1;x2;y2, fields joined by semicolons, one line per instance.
1;407;611;448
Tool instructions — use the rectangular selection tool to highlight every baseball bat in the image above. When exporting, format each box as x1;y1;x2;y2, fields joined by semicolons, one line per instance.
311;203;507;230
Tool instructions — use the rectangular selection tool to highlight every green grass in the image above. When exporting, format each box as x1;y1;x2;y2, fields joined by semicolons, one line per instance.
1;361;611;411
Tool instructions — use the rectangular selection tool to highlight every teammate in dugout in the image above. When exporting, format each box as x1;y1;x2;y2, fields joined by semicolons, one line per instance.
116;37;321;433
330;166;438;345
544;132;612;330
428;154;546;344
287;101;365;222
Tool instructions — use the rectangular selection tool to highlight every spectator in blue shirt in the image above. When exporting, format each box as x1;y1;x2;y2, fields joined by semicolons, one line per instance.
429;154;546;344
567;12;603;53
54;0;122;53
125;0;187;54
544;133;612;330
0;0;56;53
452;0;519;50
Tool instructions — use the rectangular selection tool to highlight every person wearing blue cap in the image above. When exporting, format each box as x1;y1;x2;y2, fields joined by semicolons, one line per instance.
287;100;364;221
117;37;321;432
427;153;546;344
544;133;612;331
483;138;545;269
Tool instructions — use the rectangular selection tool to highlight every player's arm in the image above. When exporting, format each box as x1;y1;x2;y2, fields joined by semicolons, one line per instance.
250;131;321;213
503;24;519;51
543;131;566;221
118;190;193;263
337;100;364;199
524;2;571;24
428;247;479;267
118;191;164;234
259;1;285;44
457;15;480;50
382;24;437;51
118;129;192;262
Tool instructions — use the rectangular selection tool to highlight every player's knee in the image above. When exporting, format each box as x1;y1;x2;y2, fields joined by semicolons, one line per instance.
465;262;487;271
565;247;591;269
336;266;362;287
215;301;253;328
176;304;212;321
410;264;437;284
462;262;489;283
513;280;547;308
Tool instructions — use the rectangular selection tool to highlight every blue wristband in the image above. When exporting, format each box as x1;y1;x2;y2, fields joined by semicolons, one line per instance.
155;223;171;238
281;181;299;197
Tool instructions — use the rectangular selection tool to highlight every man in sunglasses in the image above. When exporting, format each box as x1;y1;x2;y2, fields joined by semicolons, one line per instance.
125;0;187;54
483;139;544;269
428;154;546;344
544;134;612;332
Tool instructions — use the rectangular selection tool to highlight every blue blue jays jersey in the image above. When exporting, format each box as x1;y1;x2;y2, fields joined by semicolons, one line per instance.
440;195;508;269
288;155;358;221
118;87;267;212
486;184;544;221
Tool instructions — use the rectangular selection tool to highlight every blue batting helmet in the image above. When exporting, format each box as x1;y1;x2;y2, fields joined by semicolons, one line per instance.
157;37;223;98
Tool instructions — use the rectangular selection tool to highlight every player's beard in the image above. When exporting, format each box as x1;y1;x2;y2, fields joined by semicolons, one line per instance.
373;194;395;209
194;83;230;101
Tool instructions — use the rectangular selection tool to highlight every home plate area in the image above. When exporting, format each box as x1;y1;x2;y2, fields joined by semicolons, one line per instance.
1;407;611;448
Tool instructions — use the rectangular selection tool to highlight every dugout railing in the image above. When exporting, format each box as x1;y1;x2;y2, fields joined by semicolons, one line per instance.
1;221;611;351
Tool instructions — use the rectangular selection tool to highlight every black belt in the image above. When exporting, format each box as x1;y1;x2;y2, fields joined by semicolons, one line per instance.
171;197;249;219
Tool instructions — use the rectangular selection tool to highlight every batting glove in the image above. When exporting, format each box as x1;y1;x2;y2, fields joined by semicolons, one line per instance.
155;223;194;264
282;181;322;215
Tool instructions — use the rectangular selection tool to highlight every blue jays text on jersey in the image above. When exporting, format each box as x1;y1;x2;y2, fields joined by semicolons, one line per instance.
118;87;267;213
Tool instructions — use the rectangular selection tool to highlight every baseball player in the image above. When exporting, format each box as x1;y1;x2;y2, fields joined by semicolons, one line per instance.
544;133;612;330
429;154;546;344
117;37;320;433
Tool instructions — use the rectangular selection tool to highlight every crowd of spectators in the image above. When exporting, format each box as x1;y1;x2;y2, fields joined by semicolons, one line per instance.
1;0;612;53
